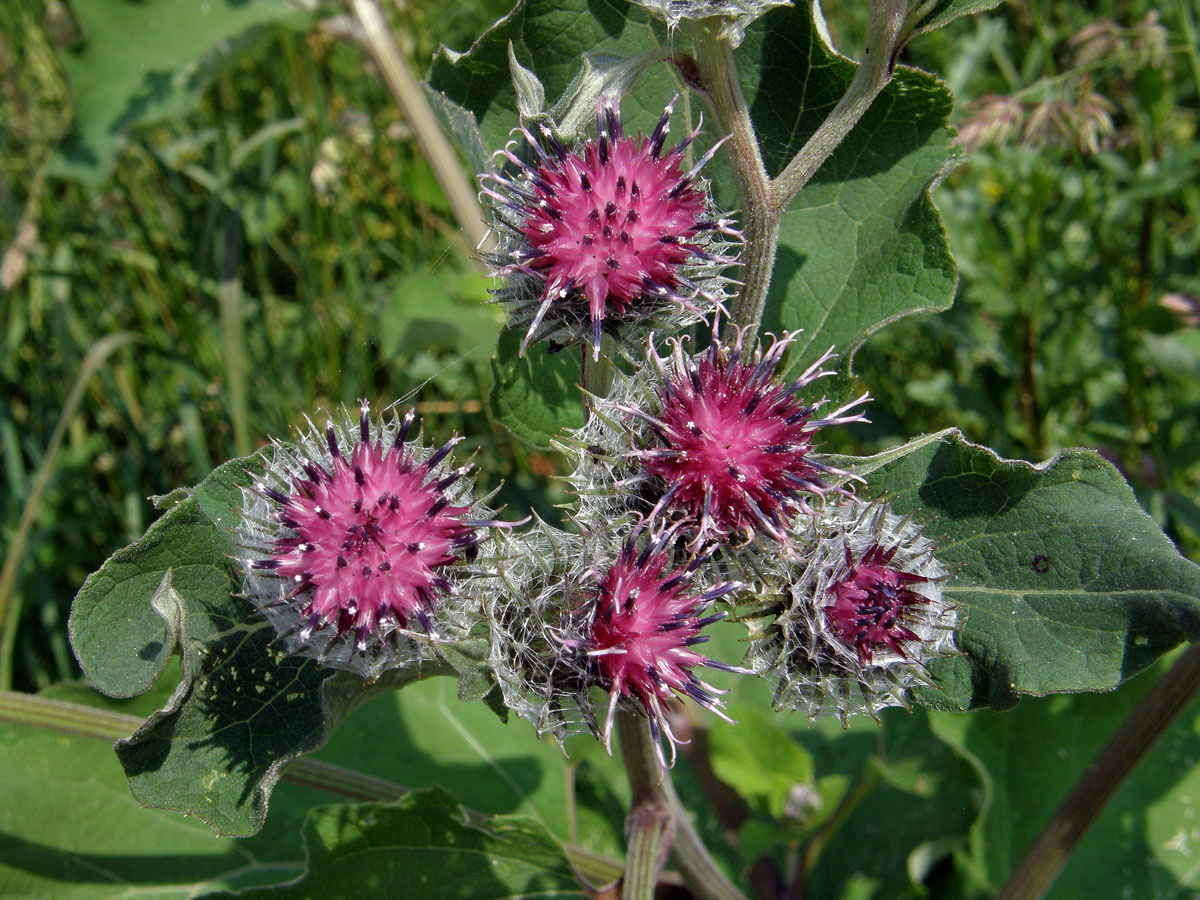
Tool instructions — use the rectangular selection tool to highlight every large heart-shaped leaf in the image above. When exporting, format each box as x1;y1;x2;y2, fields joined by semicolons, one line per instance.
859;432;1200;710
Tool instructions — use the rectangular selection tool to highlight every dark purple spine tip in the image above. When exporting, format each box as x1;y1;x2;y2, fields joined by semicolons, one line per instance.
359;402;371;443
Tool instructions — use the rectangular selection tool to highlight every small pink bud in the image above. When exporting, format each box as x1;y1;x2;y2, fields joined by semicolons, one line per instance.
589;533;744;764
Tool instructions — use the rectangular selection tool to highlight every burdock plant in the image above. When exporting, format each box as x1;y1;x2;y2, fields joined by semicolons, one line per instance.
61;5;1200;900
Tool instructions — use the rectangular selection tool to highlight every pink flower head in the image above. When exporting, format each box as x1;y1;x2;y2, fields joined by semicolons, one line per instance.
242;402;506;676
743;501;955;725
621;327;870;547
481;96;740;359
823;543;931;666
589;533;743;763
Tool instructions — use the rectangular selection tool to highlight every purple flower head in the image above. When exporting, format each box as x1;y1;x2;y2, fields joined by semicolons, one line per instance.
823;542;931;666
589;531;744;765
569;326;869;549
481;96;741;359
745;501;956;725
241;401;508;678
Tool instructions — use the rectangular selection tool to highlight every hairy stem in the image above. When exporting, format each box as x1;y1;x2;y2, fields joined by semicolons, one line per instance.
690;20;774;340
692;1;905;342
995;645;1200;900
771;0;906;212
667;781;754;900
617;711;676;900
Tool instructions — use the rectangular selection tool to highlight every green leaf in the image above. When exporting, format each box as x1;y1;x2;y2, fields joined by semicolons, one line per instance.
0;695;314;898
905;0;1005;38
858;431;1200;710
737;3;958;390
508;41;546;118
489;328;586;448
427;0;683;153
380;269;503;361
708;705;814;821
930;655;1200;898
68;457;437;837
313;673;627;857
200;787;584;900
421;84;494;185
52;0;305;183
802;708;981;900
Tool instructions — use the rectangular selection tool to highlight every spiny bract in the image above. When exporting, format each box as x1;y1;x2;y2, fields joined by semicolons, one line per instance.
745;501;957;725
565;327;869;550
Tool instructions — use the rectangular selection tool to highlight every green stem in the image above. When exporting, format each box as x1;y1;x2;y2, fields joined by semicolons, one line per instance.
616;712;675;900
0;689;406;801
995;645;1200;900
0;333;134;691
580;335;616;417
615;711;751;900
692;1;905;342
771;0;906;212
667;781;753;900
690;20;775;340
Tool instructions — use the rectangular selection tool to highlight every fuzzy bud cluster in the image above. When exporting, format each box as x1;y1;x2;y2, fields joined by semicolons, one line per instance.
236;92;959;759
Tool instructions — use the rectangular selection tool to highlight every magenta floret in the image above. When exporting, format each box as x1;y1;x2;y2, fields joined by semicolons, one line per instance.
823;543;930;665
589;535;741;762
242;402;502;676
621;328;870;547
